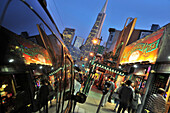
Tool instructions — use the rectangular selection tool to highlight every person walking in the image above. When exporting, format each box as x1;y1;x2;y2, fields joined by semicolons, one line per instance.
39;80;49;113
113;82;125;112
117;80;133;113
128;82;135;113
101;77;115;107
108;76;117;103
146;88;166;113
129;89;141;113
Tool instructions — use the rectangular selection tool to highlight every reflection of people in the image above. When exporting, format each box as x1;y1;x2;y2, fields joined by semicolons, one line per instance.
47;81;54;107
39;80;49;113
146;88;166;113
117;80;133;113
101;77;115;107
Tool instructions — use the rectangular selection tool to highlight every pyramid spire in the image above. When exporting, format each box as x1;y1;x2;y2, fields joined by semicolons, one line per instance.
101;0;108;13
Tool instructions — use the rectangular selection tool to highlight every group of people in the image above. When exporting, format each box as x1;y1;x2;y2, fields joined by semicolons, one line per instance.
100;77;167;113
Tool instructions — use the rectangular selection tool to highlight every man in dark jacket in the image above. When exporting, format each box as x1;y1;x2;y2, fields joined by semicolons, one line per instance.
117;80;133;113
39;80;49;113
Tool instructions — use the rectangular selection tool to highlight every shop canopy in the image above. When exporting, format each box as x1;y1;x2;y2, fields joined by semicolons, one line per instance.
93;62;127;76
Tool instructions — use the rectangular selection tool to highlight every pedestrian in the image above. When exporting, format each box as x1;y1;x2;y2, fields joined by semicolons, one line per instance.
101;77;115;107
146;88;166;113
39;80;49;113
117;80;133;113
113;82;125;112
108;76;117;103
129;89;141;113
128;81;135;113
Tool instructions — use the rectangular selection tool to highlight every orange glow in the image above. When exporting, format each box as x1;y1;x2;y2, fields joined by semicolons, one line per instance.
120;28;165;64
89;52;94;56
92;39;98;44
23;52;52;66
84;57;88;61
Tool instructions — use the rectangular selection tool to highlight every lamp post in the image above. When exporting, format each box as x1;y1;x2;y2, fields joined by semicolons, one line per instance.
82;37;103;95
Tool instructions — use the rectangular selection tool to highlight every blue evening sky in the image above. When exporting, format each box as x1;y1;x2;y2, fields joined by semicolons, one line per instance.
47;0;170;45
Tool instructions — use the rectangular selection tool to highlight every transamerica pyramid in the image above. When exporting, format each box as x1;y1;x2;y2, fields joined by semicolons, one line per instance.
78;0;108;68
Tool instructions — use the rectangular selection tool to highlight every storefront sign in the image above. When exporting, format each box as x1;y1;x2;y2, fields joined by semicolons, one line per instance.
120;28;165;64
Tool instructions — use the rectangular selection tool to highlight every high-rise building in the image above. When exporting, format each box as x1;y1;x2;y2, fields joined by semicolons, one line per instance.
106;28;120;52
78;0;108;68
73;36;84;49
62;28;75;47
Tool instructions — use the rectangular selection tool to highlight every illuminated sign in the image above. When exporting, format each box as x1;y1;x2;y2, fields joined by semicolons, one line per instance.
120;28;165;64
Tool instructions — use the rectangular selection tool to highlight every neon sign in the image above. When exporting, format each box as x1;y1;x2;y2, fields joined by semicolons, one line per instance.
120;28;165;64
123;39;160;59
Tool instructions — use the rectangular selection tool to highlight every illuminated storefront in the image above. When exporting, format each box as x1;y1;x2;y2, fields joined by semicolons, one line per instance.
120;24;170;112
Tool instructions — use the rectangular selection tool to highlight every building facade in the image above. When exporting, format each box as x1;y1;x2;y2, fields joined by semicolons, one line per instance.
106;28;120;52
78;0;108;69
73;36;84;49
63;28;75;47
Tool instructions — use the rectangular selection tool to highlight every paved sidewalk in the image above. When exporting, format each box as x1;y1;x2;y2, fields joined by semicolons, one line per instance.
74;86;128;113
39;86;128;113
75;87;115;113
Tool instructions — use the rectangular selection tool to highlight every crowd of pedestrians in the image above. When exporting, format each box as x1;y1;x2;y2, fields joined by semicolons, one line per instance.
97;76;167;113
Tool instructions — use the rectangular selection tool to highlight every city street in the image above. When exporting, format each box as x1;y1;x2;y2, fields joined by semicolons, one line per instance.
46;86;128;113
1;0;170;113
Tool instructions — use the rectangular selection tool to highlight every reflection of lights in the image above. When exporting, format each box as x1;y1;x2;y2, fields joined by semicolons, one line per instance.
168;56;170;59
2;84;7;89
9;59;14;63
15;46;19;49
39;66;43;69
119;66;121;69
133;64;138;68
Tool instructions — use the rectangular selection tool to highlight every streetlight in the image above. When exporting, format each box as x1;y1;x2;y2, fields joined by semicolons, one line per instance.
84;57;88;61
92;38;98;45
89;52;94;57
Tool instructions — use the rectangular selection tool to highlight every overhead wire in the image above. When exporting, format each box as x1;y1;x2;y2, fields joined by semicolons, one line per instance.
51;0;65;32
